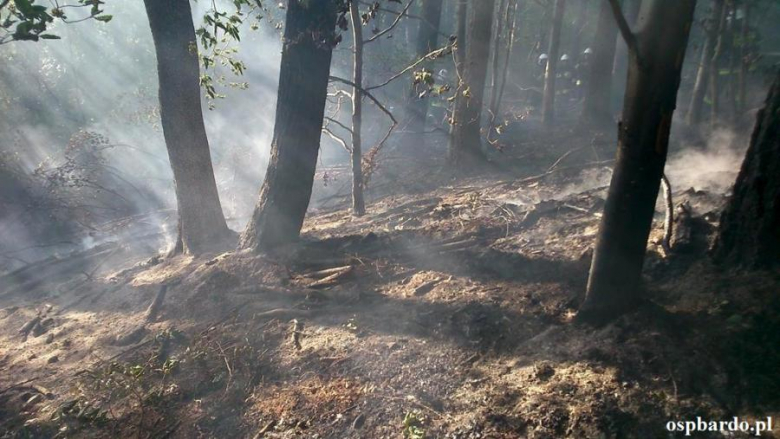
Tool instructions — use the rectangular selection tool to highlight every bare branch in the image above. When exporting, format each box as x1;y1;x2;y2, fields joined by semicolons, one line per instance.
328;76;398;124
324;117;354;135
365;45;453;91
322;127;351;153
364;0;416;44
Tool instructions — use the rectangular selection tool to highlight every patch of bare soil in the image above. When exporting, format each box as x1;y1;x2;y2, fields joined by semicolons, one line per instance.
1;137;779;438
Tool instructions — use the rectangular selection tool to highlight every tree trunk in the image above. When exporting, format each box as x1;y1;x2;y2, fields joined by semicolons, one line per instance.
611;0;641;105
488;0;508;121
488;0;517;125
726;0;739;121
737;0;750;115
541;0;566;128
455;0;468;79
579;0;697;324
579;0;619;128
568;0;588;67
710;0;729;127
492;0;519;123
142;0;232;255
713;71;780;268
448;0;496;168
686;0;725;126
238;0;337;251
350;1;366;217
405;0;444;137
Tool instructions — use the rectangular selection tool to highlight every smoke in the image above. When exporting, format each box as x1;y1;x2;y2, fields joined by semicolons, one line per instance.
0;1;289;268
665;128;747;195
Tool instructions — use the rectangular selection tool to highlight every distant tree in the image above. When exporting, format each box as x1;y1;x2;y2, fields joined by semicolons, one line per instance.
143;0;233;255
487;0;519;136
686;0;726;127
239;0;339;251
737;0;752;116
579;0;619;128
541;0;565;128
578;0;698;324
405;0;444;140
449;0;496;168
709;0;730;126
712;70;780;268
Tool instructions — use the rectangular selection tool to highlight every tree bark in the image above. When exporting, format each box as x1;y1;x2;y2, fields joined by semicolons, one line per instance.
448;0;496;168
405;0;444;137
541;0;566;128
350;1;366;217
686;0;725;126
579;0;619;128
713;71;780;269
142;0;232;255
579;0;697;324
238;0;337;251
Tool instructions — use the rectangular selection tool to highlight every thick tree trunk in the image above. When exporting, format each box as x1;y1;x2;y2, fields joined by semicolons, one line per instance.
579;0;697;324
350;1;366;217
713;71;780;268
686;0;725;126
448;0;496;168
142;0;232;255
405;0;444;137
579;0;619;128
238;0;336;251
541;0;566;128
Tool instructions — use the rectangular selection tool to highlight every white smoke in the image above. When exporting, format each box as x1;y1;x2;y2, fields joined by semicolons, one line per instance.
665;128;747;195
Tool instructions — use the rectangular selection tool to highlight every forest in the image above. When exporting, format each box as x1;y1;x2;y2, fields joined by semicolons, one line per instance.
1;0;780;437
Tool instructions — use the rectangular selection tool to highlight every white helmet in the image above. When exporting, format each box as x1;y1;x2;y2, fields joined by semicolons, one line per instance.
583;47;593;55
538;53;549;64
560;54;570;62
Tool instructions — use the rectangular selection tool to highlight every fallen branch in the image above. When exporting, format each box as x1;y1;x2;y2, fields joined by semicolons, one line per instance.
307;266;354;288
303;265;354;279
660;174;674;257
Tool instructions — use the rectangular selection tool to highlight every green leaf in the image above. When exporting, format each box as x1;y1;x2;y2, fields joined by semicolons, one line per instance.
14;0;34;15
94;14;113;22
39;34;61;39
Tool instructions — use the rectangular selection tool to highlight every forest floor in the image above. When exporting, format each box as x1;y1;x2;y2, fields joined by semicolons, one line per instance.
1;127;780;438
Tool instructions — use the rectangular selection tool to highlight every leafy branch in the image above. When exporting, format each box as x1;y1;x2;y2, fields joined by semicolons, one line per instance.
0;0;111;45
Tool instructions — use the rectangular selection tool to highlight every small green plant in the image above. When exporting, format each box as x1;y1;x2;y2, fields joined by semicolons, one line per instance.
403;410;427;439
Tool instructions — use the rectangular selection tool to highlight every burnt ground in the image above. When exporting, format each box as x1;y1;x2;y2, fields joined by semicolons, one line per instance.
1;128;780;439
